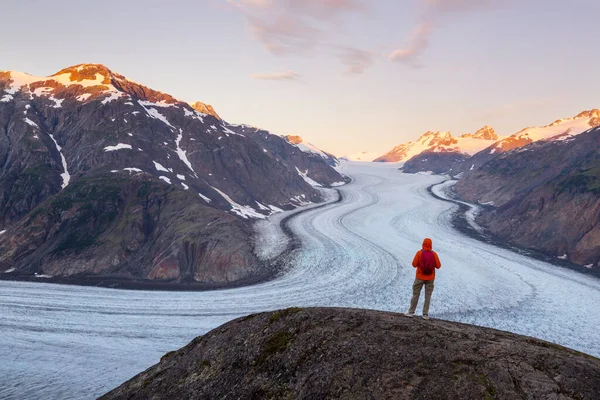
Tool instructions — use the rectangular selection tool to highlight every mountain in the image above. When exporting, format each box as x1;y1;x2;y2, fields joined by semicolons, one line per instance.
102;307;600;399
399;109;600;175
340;151;380;162
0;63;343;286
374;126;499;163
451;109;600;175
455;126;600;269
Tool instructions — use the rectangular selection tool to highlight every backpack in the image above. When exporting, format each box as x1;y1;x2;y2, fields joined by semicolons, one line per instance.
420;250;435;275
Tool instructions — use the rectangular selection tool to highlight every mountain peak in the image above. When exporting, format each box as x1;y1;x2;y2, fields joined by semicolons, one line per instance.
190;101;220;120
51;63;114;84
285;135;303;145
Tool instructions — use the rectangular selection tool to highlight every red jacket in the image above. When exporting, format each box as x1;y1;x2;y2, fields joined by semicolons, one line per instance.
412;238;441;281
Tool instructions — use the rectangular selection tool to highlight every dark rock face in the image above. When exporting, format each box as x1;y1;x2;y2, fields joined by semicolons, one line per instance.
402;151;469;174
0;174;262;284
0;64;343;285
102;307;600;400
455;127;600;268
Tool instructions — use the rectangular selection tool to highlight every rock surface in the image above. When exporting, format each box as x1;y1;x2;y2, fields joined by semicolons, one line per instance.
102;307;600;400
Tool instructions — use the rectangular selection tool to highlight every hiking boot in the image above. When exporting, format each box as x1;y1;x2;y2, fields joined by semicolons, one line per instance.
422;315;430;320
404;312;414;318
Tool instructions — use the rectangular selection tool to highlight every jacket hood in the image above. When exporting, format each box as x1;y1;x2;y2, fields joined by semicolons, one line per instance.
422;238;432;251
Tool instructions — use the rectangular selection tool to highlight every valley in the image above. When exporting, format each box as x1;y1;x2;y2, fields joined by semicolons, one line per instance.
2;162;599;400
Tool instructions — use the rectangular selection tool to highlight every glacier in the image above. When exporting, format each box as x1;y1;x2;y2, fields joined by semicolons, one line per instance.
1;161;599;400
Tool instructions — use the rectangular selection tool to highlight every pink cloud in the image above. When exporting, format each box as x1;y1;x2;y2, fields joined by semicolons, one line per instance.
250;70;301;81
339;47;376;75
230;0;375;74
390;0;504;66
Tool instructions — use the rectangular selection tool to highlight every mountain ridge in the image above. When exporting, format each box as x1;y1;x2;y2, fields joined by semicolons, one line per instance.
374;126;500;163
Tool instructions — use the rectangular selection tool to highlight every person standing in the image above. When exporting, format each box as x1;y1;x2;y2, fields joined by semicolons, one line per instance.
406;238;441;319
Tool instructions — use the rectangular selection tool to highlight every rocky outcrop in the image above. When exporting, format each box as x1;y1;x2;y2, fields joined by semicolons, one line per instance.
455;127;600;268
102;307;600;399
189;101;220;120
0;63;343;286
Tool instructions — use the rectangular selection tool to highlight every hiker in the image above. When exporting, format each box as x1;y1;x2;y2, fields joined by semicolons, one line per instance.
406;238;441;319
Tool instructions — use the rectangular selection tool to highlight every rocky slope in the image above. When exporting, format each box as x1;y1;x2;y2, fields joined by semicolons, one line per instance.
284;134;339;167
455;127;600;269
0;63;343;286
102;307;600;399
374;126;499;163
234;129;343;185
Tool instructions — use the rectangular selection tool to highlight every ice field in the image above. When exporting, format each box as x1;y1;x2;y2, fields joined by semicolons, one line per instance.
2;161;600;399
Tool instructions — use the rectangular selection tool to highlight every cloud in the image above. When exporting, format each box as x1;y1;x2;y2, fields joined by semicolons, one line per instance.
250;70;301;81
229;0;375;74
339;48;376;75
389;22;431;66
389;0;503;66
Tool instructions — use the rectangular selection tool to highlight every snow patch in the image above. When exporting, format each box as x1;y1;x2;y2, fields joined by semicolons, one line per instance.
48;133;70;189
211;187;266;219
175;130;197;177
159;176;171;184
198;193;211;203
138;101;175;129
295;167;322;187
24;118;38;128
183;107;205;122
3;268;15;273
123;167;143;173
101;92;122;105
153;161;169;173
104;143;132;152
181;182;189;190
176;174;186;181
558;254;568;260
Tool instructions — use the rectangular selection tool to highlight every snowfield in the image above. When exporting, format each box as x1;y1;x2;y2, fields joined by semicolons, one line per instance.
1;161;599;399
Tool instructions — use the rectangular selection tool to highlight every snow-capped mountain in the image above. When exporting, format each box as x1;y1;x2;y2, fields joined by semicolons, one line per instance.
374;126;500;163
454;109;600;175
483;109;600;156
340;151;380;162
0;63;344;286
284;135;339;166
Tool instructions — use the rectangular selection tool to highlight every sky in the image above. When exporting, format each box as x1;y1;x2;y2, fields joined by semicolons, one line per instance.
1;0;599;156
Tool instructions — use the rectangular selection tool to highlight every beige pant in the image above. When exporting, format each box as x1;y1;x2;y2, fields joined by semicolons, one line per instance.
408;278;435;316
